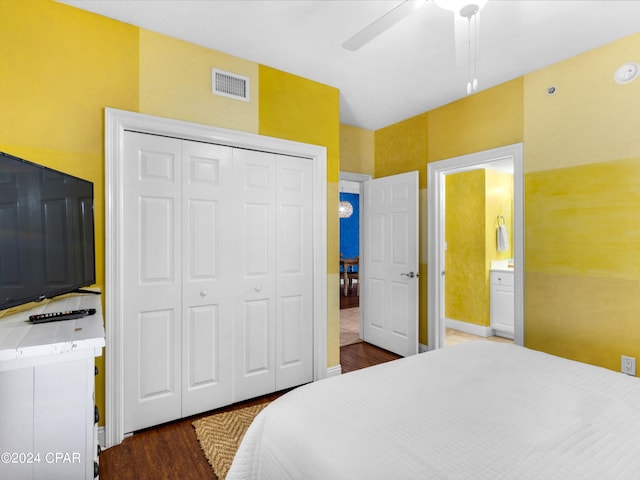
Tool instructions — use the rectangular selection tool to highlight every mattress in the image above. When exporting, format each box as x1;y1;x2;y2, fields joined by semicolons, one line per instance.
228;341;640;479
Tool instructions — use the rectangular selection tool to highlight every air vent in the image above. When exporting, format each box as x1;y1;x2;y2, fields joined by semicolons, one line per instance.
212;68;249;101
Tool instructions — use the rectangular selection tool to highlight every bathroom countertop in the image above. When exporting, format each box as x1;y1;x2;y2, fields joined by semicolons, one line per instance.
490;260;514;272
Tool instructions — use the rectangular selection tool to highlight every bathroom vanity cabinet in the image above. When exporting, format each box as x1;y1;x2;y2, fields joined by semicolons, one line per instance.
490;269;514;339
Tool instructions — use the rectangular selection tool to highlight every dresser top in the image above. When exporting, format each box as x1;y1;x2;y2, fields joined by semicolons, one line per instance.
0;292;105;363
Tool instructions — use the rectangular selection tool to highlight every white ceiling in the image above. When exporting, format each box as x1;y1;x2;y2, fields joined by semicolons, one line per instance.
58;0;640;130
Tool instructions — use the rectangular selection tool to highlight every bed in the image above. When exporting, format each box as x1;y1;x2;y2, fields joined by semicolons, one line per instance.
228;341;640;479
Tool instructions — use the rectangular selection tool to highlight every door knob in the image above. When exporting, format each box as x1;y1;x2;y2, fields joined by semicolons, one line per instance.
254;285;262;292
401;272;419;278
200;290;208;297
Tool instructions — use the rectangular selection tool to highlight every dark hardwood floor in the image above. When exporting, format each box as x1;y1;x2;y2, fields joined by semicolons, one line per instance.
339;282;359;309
99;342;400;480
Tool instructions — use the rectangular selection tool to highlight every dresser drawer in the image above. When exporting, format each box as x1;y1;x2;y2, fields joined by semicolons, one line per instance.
490;270;514;287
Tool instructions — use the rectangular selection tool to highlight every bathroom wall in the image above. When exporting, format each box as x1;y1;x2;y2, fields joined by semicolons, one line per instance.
445;169;513;328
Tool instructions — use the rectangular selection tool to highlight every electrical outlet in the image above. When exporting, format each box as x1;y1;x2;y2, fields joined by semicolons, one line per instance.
621;355;636;376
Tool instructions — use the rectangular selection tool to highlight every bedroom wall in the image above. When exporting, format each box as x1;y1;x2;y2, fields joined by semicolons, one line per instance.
523;32;640;371
373;32;640;373
1;0;341;426
373;79;523;346
340;124;374;175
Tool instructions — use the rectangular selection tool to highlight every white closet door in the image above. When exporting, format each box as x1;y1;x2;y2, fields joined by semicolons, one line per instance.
122;132;315;428
181;141;234;417
232;149;277;402
232;150;314;402
123;132;182;433
275;154;313;390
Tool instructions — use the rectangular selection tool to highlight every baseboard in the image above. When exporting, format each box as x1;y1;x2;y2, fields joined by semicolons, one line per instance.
326;364;342;378
445;318;493;338
419;343;429;353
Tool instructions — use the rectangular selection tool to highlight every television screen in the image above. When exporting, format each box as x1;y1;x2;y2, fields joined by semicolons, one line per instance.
0;151;95;311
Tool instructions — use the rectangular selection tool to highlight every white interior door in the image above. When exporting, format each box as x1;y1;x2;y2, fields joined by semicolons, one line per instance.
232;149;314;402
123;132;183;432
181;141;235;417
123;133;237;430
232;149;277;402
362;171;419;357
274;153;314;391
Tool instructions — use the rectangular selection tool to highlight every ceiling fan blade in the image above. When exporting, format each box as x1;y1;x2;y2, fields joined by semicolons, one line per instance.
342;0;428;51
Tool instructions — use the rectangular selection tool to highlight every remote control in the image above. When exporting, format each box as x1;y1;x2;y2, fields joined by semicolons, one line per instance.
28;308;96;324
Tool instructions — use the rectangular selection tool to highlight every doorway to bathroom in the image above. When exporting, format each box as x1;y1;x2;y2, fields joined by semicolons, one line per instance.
427;144;524;351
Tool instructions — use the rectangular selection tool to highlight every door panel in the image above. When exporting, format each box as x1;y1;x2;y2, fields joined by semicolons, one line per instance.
123;133;182;432
181;141;234;416
275;155;313;390
137;308;176;400
233;149;277;402
363;171;419;357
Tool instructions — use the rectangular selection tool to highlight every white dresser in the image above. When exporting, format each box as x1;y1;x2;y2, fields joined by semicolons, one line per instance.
490;269;514;339
0;293;105;480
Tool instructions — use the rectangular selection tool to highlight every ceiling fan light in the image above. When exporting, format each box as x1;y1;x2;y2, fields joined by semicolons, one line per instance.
434;0;488;16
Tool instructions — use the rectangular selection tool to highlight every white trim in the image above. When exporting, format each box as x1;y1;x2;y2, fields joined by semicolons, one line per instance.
419;343;429;353
326;365;342;378
97;427;105;451
427;143;524;351
444;318;493;338
104;108;327;447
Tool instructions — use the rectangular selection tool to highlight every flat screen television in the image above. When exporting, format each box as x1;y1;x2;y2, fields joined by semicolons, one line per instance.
0;151;96;311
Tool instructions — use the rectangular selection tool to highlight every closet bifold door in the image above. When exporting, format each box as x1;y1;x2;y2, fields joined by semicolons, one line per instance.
122;132;235;432
122;132;183;433
121;131;314;432
232;148;277;402
180;141;235;417
232;149;314;403
273;153;314;391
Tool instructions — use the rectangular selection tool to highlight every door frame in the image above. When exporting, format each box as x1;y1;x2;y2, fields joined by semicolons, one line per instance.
427;143;524;350
339;171;371;340
104;108;327;447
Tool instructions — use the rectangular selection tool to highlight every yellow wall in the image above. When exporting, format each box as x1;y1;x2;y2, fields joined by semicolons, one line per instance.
139;30;259;132
1;0;140;430
374;79;524;345
340;124;374;175
374;31;640;373
485;169;514;262
445;170;487;325
2;0;341;427
445;169;513;328
375;113;429;188
523;32;640;370
428;78;524;162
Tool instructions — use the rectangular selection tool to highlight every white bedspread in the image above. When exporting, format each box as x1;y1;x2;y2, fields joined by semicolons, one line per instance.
228;342;640;479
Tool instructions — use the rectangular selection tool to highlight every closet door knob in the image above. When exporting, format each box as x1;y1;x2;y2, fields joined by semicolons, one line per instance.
254;286;262;292
200;290;208;297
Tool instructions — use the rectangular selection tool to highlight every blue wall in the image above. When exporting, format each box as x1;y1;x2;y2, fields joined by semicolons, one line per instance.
339;192;359;261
